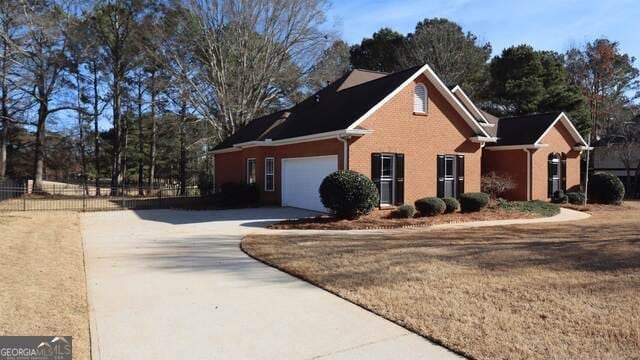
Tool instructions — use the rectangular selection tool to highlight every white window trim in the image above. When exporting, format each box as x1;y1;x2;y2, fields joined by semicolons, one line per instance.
246;158;256;184
414;83;428;114
264;157;275;192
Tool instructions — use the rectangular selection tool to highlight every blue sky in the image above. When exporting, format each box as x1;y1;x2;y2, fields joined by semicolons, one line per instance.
327;0;640;59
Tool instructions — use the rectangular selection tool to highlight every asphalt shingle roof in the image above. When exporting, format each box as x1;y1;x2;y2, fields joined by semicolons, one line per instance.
212;66;422;150
489;112;562;146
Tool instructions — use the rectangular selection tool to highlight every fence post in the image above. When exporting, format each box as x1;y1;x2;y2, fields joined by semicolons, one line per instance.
82;185;86;212
23;181;26;211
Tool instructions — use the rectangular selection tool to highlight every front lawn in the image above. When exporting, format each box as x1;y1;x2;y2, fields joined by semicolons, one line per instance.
270;200;559;230
0;212;90;360
243;201;640;359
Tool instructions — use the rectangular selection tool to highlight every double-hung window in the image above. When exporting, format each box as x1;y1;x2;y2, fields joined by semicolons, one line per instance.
264;157;275;191
246;158;256;185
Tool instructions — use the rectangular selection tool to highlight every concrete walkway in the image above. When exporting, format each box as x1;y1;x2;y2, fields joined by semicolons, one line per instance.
81;208;460;360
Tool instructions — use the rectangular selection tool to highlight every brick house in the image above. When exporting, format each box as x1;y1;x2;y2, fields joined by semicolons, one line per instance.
212;64;589;211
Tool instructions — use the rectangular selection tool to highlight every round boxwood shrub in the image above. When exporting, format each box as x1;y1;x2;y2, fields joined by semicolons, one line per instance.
589;172;625;204
319;170;379;219
566;191;585;205
394;204;416;218
459;192;490;212
441;197;460;213
414;197;446;217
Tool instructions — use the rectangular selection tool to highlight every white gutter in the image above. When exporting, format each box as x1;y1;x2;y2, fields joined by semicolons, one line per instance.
470;136;498;143
337;135;349;170
210;129;373;154
484;144;549;151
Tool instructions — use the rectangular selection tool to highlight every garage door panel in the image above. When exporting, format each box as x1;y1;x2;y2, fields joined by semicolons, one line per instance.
282;156;338;212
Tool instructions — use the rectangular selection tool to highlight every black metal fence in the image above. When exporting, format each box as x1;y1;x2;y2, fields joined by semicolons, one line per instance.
0;180;206;212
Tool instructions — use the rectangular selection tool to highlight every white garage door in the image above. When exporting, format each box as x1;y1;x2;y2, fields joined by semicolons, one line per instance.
281;155;338;212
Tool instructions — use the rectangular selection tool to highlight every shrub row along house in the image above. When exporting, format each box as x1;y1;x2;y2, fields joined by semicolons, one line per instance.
211;64;589;212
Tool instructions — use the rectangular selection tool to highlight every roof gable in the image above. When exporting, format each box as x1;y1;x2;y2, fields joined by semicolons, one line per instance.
213;64;494;151
488;112;588;149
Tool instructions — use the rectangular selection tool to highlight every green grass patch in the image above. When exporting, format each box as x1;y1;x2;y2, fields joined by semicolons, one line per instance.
495;200;560;217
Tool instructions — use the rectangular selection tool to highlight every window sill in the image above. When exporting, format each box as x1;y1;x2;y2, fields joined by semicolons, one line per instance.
413;111;428;116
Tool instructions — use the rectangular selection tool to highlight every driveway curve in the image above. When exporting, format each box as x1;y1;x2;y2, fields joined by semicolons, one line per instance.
81;208;460;360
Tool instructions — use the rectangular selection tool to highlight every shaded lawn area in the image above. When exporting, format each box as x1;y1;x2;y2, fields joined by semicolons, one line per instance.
242;202;640;359
0;212;90;360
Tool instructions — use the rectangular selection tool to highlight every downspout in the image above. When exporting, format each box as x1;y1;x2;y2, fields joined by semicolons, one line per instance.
524;149;532;201
337;135;349;170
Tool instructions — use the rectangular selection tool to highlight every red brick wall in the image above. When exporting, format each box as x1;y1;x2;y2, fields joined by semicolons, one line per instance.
531;122;581;200
214;139;344;205
348;74;482;205
482;149;529;200
482;120;582;201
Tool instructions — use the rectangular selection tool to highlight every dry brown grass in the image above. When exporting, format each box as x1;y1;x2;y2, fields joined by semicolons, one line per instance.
0;212;90;360
270;207;539;230
243;201;640;360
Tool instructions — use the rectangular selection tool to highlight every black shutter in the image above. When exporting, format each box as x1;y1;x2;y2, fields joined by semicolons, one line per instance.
547;157;554;198
561;154;567;192
371;153;381;204
394;153;404;205
456;155;465;197
437;155;445;197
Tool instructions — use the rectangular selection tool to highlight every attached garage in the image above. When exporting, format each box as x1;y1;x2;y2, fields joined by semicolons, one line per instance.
281;155;338;212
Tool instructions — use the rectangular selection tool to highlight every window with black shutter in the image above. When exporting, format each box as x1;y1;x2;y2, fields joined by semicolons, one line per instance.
561;153;567;192
437;155;445;198
456;155;465;196
372;153;404;206
548;153;561;197
371;153;381;205
394;154;404;205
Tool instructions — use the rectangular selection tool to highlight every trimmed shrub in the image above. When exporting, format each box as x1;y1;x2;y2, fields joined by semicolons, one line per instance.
441;197;460;213
566;191;585;205
459;192;490;212
414;197;446;217
319;170;379;219
551;190;568;204
589;172;625;204
394;204;416;218
220;182;259;207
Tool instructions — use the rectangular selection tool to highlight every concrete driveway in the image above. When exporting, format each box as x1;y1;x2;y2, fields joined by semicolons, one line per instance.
81;208;460;360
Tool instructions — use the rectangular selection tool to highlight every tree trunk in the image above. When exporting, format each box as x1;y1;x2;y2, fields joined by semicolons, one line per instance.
92;63;101;195
110;70;122;195
33;89;47;193
76;73;88;195
179;100;187;196
0;31;8;178
148;71;157;188
121;112;128;189
137;76;144;195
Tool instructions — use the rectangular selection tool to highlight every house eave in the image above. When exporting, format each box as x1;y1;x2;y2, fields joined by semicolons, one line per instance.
484;144;549;151
212;129;374;154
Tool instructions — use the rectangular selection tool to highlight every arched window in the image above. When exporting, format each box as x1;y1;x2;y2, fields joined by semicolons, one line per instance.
414;83;427;113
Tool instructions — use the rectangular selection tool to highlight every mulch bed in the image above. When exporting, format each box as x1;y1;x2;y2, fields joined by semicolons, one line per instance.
270;208;540;230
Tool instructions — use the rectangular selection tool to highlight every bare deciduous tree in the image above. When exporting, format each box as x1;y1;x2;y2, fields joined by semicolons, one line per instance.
161;0;329;141
481;171;516;200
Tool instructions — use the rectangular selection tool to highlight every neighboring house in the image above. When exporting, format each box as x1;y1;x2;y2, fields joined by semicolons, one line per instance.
591;143;640;197
212;64;589;211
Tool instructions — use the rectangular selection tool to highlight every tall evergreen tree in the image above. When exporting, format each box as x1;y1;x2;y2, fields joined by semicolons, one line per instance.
349;28;405;73
488;45;589;133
